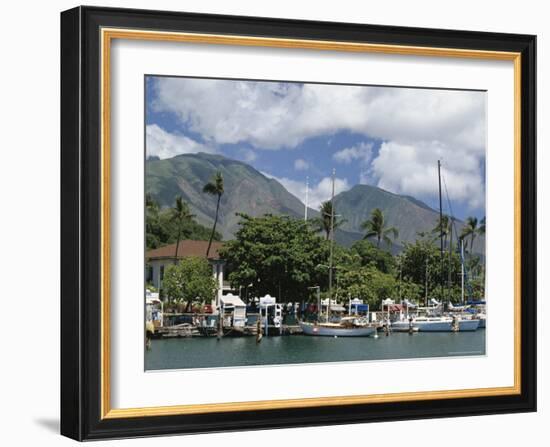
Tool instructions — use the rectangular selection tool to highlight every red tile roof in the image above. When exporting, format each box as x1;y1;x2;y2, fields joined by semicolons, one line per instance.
146;240;224;260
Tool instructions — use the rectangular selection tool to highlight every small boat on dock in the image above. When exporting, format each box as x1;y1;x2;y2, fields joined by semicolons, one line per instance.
299;319;377;337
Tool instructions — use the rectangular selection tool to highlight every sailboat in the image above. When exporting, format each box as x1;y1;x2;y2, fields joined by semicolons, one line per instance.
391;161;479;333
299;170;377;337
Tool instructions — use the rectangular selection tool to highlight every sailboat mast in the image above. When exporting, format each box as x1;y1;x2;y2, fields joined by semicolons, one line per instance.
438;160;444;303
304;176;309;221
461;239;465;304
328;169;336;317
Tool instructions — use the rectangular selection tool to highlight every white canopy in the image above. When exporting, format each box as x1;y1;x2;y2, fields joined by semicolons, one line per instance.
259;294;276;306
221;293;246;307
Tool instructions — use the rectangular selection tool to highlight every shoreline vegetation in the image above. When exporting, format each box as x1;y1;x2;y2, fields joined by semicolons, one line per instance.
146;168;486;314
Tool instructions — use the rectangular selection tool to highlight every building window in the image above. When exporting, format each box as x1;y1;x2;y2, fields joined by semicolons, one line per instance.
146;265;153;283
160;265;164;281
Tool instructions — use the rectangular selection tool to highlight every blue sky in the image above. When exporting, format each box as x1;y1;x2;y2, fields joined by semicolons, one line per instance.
145;76;486;220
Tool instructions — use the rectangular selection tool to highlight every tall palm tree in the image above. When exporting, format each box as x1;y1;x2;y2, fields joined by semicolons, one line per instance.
203;171;224;257
170;196;194;263
361;208;399;248
312;200;346;240
460;216;479;255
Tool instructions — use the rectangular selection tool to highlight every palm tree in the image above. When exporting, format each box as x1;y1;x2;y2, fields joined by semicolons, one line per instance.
361;208;399;248
312;200;346;240
203;171;224;257
170;196;194;263
460;216;479;255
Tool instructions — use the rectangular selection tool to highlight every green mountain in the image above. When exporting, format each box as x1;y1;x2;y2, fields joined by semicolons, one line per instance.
332;184;484;253
146;153;316;240
146;153;484;253
333;185;439;246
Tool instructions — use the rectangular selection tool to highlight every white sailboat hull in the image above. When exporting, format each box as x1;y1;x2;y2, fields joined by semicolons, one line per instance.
393;316;480;332
300;322;376;337
415;320;453;332
391;321;417;332
458;319;480;331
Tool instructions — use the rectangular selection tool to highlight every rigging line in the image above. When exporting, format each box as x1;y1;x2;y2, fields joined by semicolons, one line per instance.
441;172;460;241
442;170;474;300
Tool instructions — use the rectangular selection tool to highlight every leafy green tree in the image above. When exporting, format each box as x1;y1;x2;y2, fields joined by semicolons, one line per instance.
336;265;396;308
170;196;195;261
203;172;225;257
311;200;346;240
400;239;461;304
220;214;330;302
394;279;423;303
146;193;165;249
361;208;399;248
145;195;220;250
163;256;217;311
350;239;395;274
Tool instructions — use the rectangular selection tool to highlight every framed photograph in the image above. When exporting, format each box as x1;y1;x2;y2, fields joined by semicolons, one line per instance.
61;6;536;441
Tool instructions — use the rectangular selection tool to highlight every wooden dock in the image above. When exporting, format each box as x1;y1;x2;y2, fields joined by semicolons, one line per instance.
152;323;303;338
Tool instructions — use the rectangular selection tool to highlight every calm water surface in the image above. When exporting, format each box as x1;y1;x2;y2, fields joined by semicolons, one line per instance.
145;330;486;370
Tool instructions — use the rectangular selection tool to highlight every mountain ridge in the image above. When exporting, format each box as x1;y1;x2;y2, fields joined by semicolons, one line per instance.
145;153;483;252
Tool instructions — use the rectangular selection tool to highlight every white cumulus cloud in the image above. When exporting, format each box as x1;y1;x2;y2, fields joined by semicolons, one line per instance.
151;77;486;211
333;142;373;164
152;78;485;152
371;141;485;210
263;173;351;210
146;124;212;159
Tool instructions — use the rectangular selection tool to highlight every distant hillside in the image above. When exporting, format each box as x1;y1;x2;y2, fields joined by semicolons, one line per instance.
332;184;484;252
146;153;484;252
146;153;316;240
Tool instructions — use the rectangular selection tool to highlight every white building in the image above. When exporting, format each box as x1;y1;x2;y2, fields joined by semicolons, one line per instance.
145;240;229;309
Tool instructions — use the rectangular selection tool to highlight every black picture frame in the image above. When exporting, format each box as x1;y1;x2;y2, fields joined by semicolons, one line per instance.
61;5;536;441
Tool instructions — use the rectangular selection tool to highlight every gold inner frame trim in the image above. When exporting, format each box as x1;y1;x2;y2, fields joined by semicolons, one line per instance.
100;27;522;420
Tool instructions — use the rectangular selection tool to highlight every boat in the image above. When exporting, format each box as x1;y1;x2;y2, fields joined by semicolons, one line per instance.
391;315;479;332
299;170;379;337
390;320;419;333
457;317;480;331
413;316;454;332
299;320;376;337
467;300;487;328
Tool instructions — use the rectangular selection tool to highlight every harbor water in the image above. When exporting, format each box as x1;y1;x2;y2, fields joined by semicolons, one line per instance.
145;329;486;370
